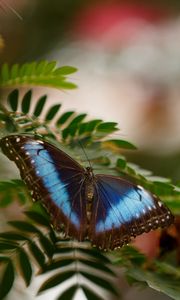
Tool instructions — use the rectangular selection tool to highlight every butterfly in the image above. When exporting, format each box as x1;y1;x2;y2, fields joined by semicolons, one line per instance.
0;134;174;250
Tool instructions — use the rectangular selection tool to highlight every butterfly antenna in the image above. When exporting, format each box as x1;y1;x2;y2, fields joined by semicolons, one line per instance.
78;140;93;169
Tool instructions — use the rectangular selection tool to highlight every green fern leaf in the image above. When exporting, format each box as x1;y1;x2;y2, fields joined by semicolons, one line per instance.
102;139;137;150
38;270;75;294
18;248;32;286
10;64;19;80
0;232;28;241
45;104;61;121
35;61;48;75
80;271;119;296
53;66;77;75
56;111;74;126
0;241;18;251
0;180;28;207
82;286;104;300
33;95;47;117
24;62;36;76
7;89;19;111
0;193;13;207
43;61;57;74
113;246;146;267
68;114;87;127
0;258;15;300
19;63;29;77
17;190;27;204
38;233;54;258
78;248;111;264
9;221;40;233
116;156;127;169
62;113;87;139
57;285;77;300
0;62;77;90
55;246;76;254
8;220;54;257
24;210;50;227
43;258;75;272
80;259;115;276
96;122;118;132
24;210;57;243
78;119;102;135
1;63;9;82
28;241;45;268
21;90;32;114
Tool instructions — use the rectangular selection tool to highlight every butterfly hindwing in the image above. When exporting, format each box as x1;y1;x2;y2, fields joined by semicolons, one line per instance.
90;175;174;249
0;135;87;240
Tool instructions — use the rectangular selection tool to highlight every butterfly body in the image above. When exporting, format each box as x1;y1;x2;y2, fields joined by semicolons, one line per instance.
83;167;95;200
0;135;174;250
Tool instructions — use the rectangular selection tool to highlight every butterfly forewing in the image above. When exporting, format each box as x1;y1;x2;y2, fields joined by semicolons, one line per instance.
90;175;174;250
0;135;87;240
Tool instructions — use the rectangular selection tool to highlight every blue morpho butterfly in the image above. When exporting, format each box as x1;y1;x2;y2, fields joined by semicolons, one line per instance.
0;135;174;250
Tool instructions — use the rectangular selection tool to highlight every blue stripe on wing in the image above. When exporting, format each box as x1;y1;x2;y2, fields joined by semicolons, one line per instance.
94;175;158;233
95;182;155;232
24;143;80;228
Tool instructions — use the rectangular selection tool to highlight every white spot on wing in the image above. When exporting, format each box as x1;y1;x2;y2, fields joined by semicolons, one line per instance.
36;140;44;144
137;185;143;191
16;137;20;142
158;201;162;207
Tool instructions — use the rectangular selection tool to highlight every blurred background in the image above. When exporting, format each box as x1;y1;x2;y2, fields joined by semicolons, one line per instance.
0;1;180;299
1;0;180;180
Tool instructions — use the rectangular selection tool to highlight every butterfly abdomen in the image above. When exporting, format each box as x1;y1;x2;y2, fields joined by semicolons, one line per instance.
85;180;94;222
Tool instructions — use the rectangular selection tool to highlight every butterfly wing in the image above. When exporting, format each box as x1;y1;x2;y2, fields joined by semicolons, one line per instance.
0;135;87;240
89;174;174;250
0;135;174;250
